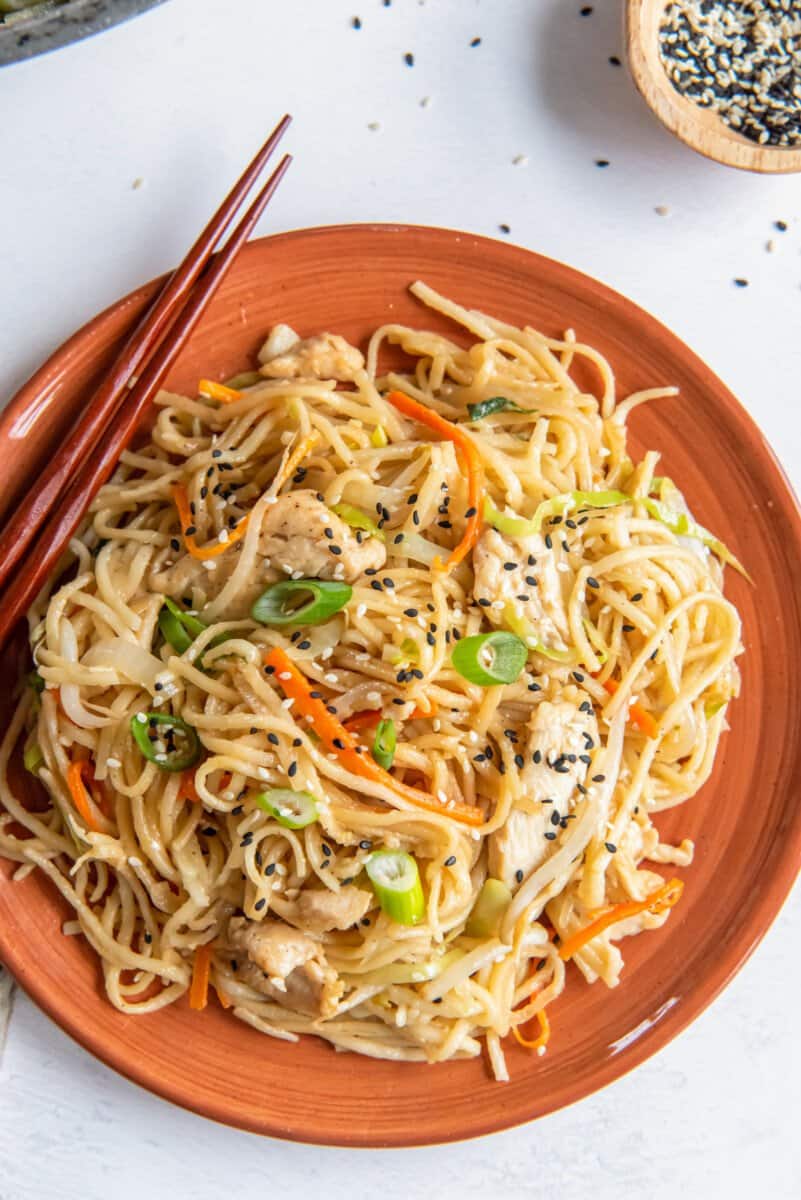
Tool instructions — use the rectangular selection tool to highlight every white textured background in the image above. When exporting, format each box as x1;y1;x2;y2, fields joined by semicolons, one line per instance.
1;1;800;1196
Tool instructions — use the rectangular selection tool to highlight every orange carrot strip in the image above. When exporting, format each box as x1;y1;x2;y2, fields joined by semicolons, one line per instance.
272;432;320;493
600;676;659;739
343;709;383;734
171;481;250;560
264;646;483;827
198;379;242;404
558;877;684;961
189;942;213;1011
178;769;201;804
512;1008;550;1053
386;391;484;573
66;760;102;833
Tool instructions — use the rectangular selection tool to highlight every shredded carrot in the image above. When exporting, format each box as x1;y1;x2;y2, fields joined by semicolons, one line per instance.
198;379;242;404
386;391;484;573
343;709;382;734
66;760;102;833
273;432;320;493
189;942;213;1011
558;876;684;961
171;481;251;560
344;701;438;735
178;769;201;804
512;1008;550;1053
264;646;483;826
600;676;659;739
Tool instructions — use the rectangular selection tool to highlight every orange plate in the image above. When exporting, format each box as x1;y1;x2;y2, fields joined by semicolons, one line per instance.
1;225;799;1146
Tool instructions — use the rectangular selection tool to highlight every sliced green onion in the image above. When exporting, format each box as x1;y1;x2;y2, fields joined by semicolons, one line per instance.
23;732;44;775
467;396;529;421
159;597;208;655
372;718;396;769
484;490;630;540
451;631;527;686
365;850;426;926
642;495;750;579
466;878;513;937
224;370;262;389
370;425;389;448
130;712;201;772
330;502;386;542
251;579;352;626
256;788;319;829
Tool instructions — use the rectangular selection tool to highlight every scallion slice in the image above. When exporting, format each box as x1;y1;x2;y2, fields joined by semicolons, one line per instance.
159;597;208;654
330;503;385;542
451;631;527;686
467;396;529;421
23;733;44;775
365;850;426;925
130;712;201;772
465;878;513;937
372;718;396;769
255;788;319;829
251;579;352;626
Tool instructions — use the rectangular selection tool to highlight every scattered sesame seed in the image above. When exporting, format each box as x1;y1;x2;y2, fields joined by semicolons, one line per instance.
595;159;610;168
352;15;361;29
515;869;524;883
734;278;749;288
470;37;482;47
404;51;414;66
499;223;511;234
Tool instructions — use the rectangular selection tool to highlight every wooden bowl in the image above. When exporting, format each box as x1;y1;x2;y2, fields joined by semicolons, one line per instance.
626;0;801;173
1;225;801;1145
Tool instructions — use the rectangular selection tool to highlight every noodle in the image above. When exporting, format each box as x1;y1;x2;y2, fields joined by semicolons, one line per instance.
0;284;743;1081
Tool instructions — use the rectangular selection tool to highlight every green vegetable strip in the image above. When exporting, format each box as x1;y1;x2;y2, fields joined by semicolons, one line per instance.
642;497;750;579
465;878;513;937
372;718;396;769
451;631;528;685
130;712;201;772
330;503;386;542
255;788;319;829
467;395;530;421
365;850;426;925
23;733;44;775
251;579;352;626
502;604;578;664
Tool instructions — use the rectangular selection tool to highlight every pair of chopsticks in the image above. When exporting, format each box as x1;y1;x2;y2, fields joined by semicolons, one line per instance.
0;115;293;649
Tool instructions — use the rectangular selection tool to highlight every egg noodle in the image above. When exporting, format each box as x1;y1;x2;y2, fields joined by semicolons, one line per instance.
0;282;743;1080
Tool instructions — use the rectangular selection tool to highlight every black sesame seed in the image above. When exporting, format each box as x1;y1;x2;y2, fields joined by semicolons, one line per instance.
528;682;541;692
297;639;311;650
478;597;492;607
499;223;511;234
592;774;606;783
329;545;343;556
605;842;617;854
322;843;332;857
544;534;553;549
622;624;636;633
359;840;373;850
404;607;419;617
201;826;217;836
170;537;180;551
609;55;621;66
579;700;592;714
394;533;405;544
514;753;525;769
144;932;153;945
265;863;276;876
465;506;477;518
352;16;361;29
426;632;436;646
515;869;524;883
211;449;222;458
404;51;414;66
444;854;457;867
550;810;561;826
470;36;481;47
587;576;600;589
533;749;542;764
580;5;593;14
544;831;557;841
232;804;244;815
184;525;196;537
734;278;749;288
503;561;517;572
288;761;298;778
595;159;610;168
775;220;788;232
407;493;418;504
572;671;585;683
631;592;643;602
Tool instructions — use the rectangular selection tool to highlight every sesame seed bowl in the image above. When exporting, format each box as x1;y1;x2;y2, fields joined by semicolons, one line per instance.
1;225;801;1144
626;0;801;173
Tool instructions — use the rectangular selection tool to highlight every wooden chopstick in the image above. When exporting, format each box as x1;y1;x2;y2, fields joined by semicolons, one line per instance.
0;148;292;648
0;113;291;585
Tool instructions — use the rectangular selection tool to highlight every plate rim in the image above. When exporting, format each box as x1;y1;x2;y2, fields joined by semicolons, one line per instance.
2;222;801;1146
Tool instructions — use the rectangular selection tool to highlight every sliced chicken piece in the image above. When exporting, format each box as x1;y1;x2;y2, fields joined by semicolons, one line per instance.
488;697;598;891
258;489;385;582
149;489;385;618
473;526;572;651
259;328;365;383
228;916;343;1018
289;886;373;933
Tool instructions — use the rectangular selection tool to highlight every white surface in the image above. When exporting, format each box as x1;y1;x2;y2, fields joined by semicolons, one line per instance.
1;0;800;1195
